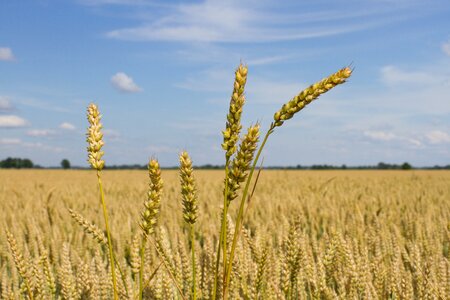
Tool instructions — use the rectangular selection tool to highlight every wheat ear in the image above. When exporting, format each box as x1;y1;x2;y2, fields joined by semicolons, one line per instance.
86;103;118;300
273;67;352;127
5;230;34;299
226;125;260;203
179;151;199;300
68;208;108;245
138;158;163;299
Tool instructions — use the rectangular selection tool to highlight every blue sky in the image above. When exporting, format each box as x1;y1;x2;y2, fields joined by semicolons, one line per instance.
1;0;450;167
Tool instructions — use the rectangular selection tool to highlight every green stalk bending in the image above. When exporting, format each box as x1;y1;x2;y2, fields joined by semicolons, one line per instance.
97;171;118;300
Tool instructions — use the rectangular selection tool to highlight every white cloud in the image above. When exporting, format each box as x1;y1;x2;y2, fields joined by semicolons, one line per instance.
59;122;76;130
0;138;21;145
111;72;142;93
442;40;450;56
0;115;28;128
426;130;450;144
363;130;422;148
0;138;63;152
0;97;13;112
26;129;56;137
247;55;293;66
364;130;396;141
105;1;412;43
0;47;14;61
381;65;435;86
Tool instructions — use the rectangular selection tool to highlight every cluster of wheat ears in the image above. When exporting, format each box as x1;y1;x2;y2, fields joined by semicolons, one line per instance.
1;64;449;299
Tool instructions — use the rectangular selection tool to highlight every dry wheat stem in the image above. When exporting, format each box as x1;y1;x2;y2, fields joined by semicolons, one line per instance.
86;103;118;300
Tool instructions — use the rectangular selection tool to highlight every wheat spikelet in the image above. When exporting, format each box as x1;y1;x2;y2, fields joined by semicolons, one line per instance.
222;63;248;160
130;234;141;278
179;151;198;224
140;159;163;236
76;260;91;298
59;243;78;300
225;125;260;202
5;230;34;298
253;245;269;299
273;67;352;127
86;103;105;170
68;208;107;245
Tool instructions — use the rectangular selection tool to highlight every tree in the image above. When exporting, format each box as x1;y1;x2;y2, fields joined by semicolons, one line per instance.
61;159;71;169
401;162;412;170
0;157;34;168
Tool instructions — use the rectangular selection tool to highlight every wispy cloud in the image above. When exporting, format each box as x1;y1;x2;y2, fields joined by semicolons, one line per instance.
0;115;28;128
380;65;435;86
363;130;422;148
59;122;76;130
363;130;396;141
104;0;417;43
0;47;15;61
247;55;293;66
0;96;14;112
0;138;64;152
17;98;71;113
26;129;56;137
426;130;450;144
0;138;21;145
111;72;142;93
442;40;450;56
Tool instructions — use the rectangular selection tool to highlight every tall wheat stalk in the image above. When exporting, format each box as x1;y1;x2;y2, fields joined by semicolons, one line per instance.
86;103;119;300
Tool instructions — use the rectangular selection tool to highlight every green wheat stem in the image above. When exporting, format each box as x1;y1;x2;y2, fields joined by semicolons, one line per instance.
97;170;118;300
222;123;275;299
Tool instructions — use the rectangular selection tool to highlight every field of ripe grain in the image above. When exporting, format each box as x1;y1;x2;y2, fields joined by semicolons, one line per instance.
0;169;449;299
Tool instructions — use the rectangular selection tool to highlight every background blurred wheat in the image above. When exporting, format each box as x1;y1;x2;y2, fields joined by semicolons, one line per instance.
0;169;449;299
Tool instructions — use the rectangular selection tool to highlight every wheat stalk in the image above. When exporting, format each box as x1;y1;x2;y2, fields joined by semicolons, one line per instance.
179;151;199;300
86;103;118;300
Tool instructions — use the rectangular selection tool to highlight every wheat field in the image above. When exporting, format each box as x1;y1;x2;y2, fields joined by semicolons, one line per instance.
0;169;449;299
1;65;449;299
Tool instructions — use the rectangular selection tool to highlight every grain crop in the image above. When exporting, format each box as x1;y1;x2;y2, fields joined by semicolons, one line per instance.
1;64;449;300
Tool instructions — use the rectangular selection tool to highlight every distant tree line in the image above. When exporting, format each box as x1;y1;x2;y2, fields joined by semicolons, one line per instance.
0;157;35;169
1;157;450;170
